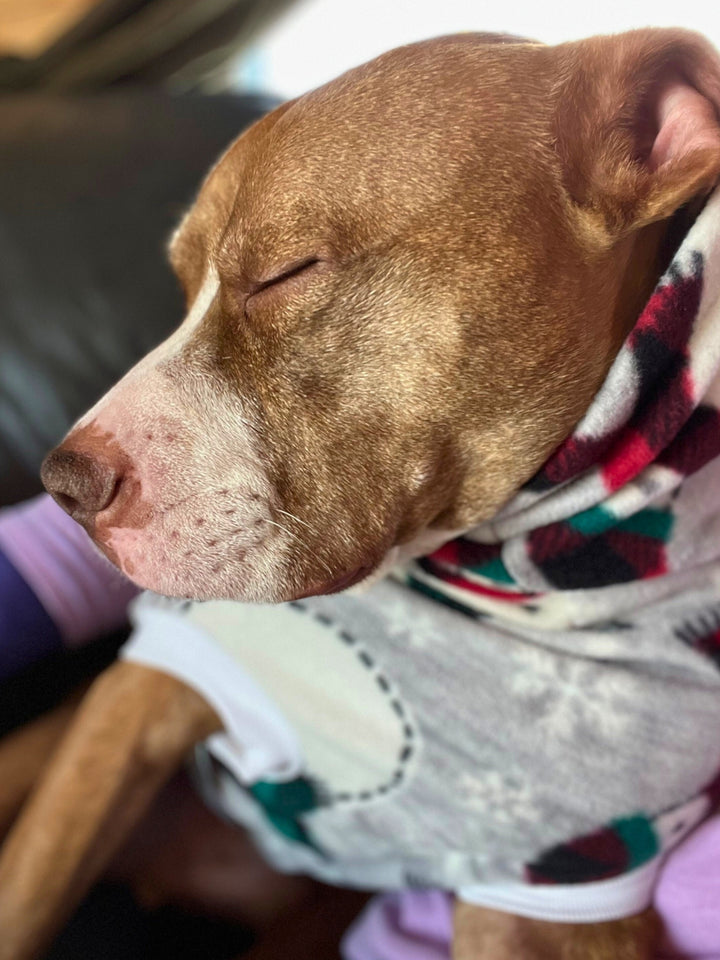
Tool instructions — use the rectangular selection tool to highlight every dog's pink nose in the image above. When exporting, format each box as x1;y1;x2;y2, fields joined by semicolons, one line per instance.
41;448;122;523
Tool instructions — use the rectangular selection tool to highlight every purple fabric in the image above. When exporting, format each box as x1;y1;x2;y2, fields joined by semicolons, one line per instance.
656;815;720;960
342;890;454;960
0;494;137;645
0;548;62;680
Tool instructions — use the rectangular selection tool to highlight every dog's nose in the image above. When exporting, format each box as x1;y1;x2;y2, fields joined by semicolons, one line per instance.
41;448;122;523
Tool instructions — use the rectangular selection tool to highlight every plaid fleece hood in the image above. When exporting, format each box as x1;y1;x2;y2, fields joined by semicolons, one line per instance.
409;186;720;629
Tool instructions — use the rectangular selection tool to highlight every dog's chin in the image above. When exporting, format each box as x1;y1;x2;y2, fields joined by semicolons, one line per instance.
89;537;279;604
116;563;377;606
92;529;384;605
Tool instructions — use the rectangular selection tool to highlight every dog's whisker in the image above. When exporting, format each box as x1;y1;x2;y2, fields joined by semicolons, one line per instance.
276;508;314;532
263;518;334;577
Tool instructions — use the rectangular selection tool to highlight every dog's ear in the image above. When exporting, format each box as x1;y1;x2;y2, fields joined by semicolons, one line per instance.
554;29;720;236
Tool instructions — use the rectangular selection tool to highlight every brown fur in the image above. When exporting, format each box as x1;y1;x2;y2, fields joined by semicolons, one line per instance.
11;26;720;959
453;902;661;960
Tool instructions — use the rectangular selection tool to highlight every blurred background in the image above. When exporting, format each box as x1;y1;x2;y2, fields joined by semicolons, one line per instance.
234;0;720;98
2;0;719;97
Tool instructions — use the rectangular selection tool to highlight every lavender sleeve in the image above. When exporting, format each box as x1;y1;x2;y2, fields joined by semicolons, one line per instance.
0;494;138;651
342;891;454;960
655;815;720;959
0;548;64;681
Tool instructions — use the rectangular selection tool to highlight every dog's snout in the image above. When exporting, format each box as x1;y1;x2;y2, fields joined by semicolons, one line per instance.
41;448;122;523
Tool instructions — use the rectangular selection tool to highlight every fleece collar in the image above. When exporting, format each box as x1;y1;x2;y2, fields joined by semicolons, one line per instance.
412;185;720;619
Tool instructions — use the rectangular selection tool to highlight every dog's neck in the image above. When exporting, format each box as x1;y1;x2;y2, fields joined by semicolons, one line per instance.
409;185;720;622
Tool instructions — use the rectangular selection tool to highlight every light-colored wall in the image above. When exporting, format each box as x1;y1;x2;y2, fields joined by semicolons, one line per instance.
234;0;720;98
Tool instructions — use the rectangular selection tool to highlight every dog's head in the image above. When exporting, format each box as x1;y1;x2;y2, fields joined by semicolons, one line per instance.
42;30;720;602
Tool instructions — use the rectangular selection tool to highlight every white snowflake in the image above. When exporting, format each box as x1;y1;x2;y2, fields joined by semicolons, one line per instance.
507;644;633;741
457;770;539;828
376;591;443;650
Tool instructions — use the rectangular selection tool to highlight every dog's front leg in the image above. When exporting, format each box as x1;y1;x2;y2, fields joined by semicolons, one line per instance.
0;661;221;960
453;901;661;960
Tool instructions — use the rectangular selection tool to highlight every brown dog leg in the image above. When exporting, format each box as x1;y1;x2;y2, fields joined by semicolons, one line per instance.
0;661;221;960
453;901;661;960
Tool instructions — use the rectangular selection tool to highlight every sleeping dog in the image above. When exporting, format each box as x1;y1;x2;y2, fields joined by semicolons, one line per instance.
4;26;720;960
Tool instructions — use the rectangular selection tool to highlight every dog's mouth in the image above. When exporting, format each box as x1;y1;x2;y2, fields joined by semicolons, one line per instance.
298;562;376;599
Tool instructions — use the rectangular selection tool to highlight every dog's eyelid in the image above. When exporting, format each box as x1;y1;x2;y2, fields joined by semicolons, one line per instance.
250;255;323;295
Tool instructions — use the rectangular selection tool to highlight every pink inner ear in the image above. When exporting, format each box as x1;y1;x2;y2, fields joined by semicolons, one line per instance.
650;83;720;171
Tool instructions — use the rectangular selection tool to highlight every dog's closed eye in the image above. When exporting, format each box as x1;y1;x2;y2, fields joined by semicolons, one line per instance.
248;256;322;301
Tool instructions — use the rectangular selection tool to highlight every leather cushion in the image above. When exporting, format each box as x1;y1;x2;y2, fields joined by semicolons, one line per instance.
0;90;274;506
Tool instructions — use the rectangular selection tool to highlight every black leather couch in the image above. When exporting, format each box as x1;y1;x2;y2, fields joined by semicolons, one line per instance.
0;91;272;957
0;90;274;506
